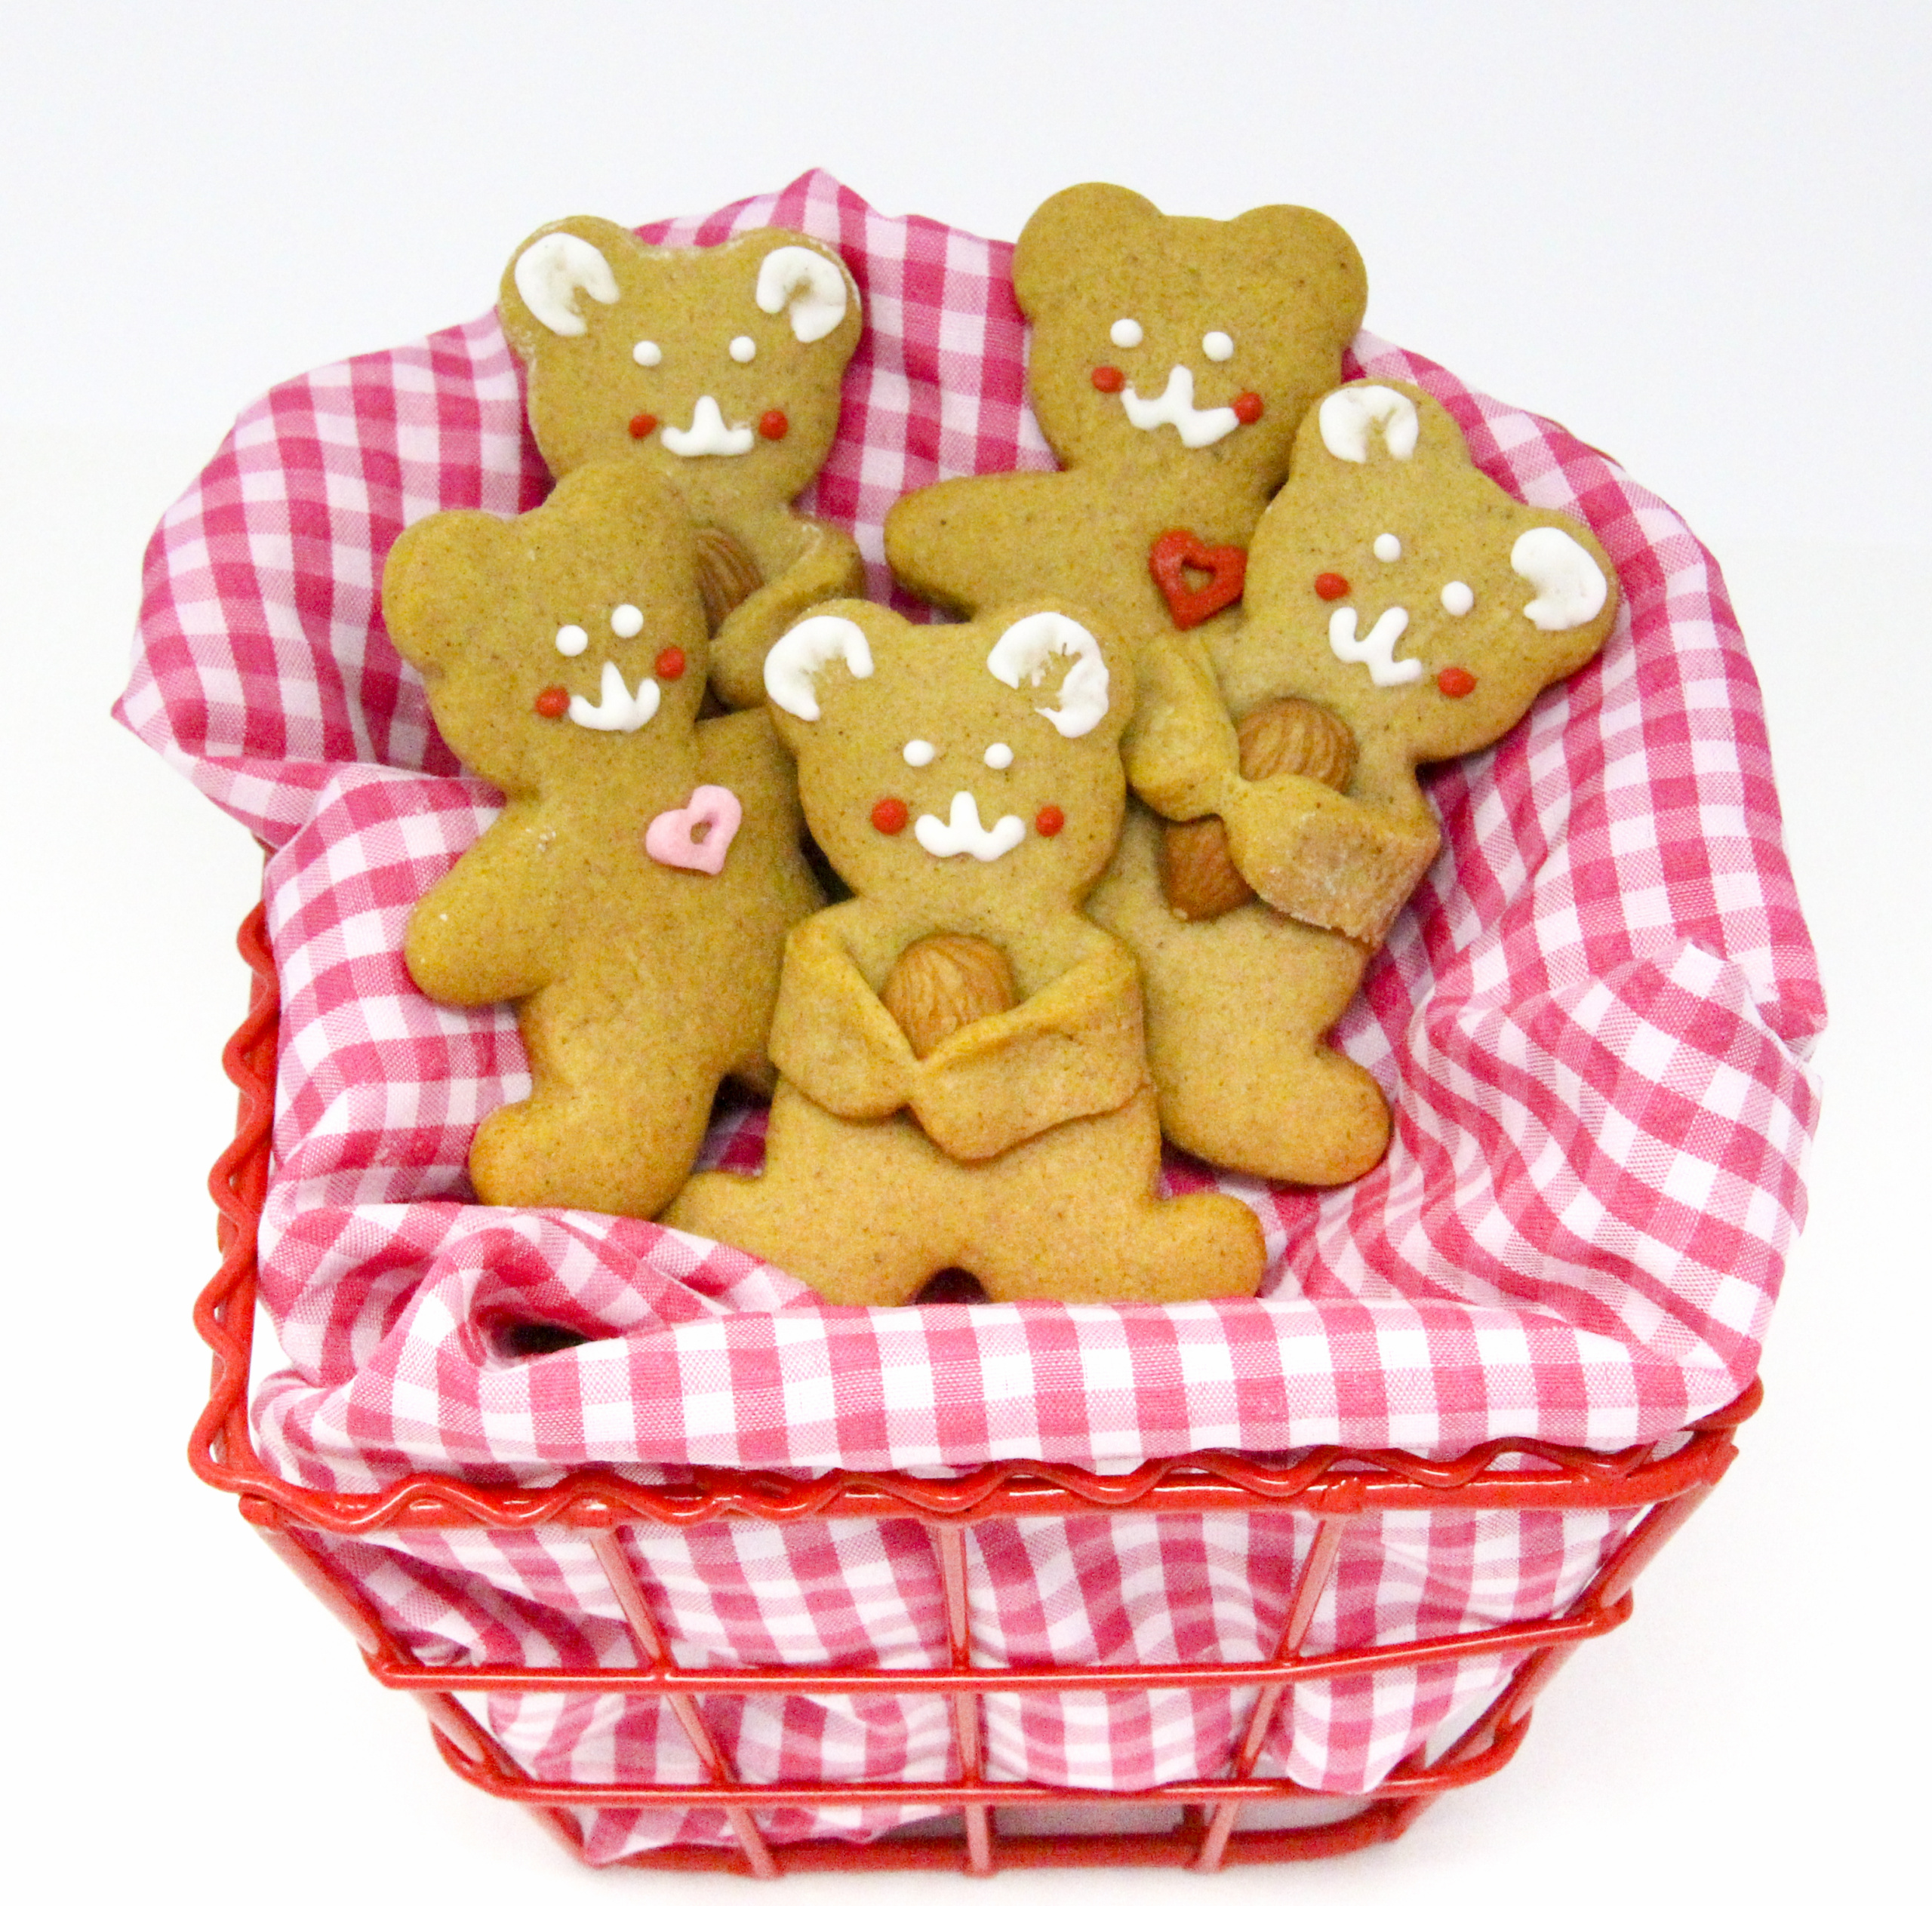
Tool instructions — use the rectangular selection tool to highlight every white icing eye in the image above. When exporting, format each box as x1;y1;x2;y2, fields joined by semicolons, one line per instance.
983;742;1014;770
632;340;662;367
1109;318;1143;349
729;335;756;364
1441;582;1475;616
903;739;937;767
1202;330;1234;361
1374;533;1402;562
611;604;645;638
555;624;589;657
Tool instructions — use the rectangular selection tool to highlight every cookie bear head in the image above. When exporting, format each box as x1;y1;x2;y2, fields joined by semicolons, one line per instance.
1013;183;1367;496
499;216;861;525
1217;380;1620;773
761;601;1135;911
383;459;709;798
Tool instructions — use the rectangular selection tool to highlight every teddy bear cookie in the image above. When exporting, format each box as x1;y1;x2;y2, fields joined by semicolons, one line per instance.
1089;380;1620;1184
383;459;821;1219
663;599;1267;1307
883;182;1367;788
1179;380;1622;945
500;216;867;709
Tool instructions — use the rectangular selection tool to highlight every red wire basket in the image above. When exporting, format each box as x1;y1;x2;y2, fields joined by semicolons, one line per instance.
193;900;1756;1876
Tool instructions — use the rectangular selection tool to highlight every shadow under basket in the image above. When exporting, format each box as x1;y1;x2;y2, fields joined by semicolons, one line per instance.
195;904;1756;1877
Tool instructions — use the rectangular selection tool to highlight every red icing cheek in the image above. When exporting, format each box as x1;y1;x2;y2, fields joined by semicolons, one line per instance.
655;646;686;680
758;409;789;441
871;798;909;835
1091;365;1124;394
1315;571;1349;601
628;413;657;438
1436;667;1477;699
1232;392;1263;425
534;686;570;719
1035;805;1065;837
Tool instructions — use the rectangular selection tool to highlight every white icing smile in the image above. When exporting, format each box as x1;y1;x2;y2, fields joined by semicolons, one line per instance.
913;791;1027;862
1118;365;1240;449
1328;605;1423;687
568;660;662;732
661;395;754;458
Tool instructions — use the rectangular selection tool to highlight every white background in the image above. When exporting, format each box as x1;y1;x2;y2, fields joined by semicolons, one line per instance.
4;4;1927;1901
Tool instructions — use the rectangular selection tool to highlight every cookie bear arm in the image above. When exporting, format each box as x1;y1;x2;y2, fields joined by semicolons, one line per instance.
1121;631;1245;819
906;931;1147;1161
766;908;919;1119
709;516;869;709
404;810;560;1008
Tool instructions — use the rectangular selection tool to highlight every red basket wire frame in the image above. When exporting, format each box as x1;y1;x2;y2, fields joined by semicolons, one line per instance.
194;901;1757;1877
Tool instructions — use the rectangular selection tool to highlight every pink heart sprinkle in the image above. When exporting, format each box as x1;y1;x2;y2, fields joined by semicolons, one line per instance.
643;784;742;875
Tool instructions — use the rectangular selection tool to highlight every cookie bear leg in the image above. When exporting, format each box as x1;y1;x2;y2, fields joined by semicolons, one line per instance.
965;1087;1266;1305
665;1086;976;1308
1089;804;1391;1185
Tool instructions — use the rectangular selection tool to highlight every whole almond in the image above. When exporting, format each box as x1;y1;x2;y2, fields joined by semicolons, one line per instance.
1160;815;1254;922
694;526;766;635
881;933;1018;1058
1236;697;1358;792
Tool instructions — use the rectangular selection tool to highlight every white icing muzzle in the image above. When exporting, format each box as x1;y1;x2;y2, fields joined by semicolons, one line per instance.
661;395;754;459
1328;605;1422;687
913;792;1027;862
1119;366;1240;449
568;661;662;732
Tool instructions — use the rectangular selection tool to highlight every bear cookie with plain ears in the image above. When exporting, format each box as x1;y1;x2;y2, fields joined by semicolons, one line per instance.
383;459;822;1219
500;216;867;709
1088;381;1619;1185
663;601;1268;1308
1168;380;1621;947
884;183;1367;786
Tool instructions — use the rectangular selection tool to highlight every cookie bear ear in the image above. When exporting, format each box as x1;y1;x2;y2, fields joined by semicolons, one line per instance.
1013;183;1161;311
382;509;516;675
745;232;861;344
1318;385;1422;464
499;216;641;357
984;607;1134;743
764;610;875;723
1512;525;1610;632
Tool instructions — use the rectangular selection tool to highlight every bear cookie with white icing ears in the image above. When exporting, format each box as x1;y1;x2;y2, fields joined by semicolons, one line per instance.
1091;380;1620;1185
664;598;1268;1308
383;459;821;1220
500;217;868;711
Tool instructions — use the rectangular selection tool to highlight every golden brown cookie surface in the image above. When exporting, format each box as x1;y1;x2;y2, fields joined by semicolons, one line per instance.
500;217;868;707
383;460;820;1219
666;598;1265;1305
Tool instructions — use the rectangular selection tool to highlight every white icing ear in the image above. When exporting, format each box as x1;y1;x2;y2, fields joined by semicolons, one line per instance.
755;245;853;343
513;232;622;337
986;611;1109;739
1319;386;1420;463
764;614;874;720
1511;526;1609;632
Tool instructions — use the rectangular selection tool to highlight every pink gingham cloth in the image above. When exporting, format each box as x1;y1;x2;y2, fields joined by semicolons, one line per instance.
120;174;1823;1852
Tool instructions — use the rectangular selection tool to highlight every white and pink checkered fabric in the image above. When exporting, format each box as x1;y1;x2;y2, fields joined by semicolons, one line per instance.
120;174;1824;1855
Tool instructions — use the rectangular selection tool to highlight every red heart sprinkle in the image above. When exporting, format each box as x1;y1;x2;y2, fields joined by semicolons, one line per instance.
758;409;789;440
1437;667;1477;699
1035;806;1065;837
1315;572;1349;601
1149;529;1247;631
534;686;570;719
1092;365;1124;393
628;413;657;438
872;797;908;835
1232;392;1263;425
656;646;686;680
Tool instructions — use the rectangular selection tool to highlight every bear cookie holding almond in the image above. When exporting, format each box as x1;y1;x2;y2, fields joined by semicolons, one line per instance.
664;599;1268;1307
